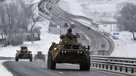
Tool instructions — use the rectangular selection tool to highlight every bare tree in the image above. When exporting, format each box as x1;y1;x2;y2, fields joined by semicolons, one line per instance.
117;3;136;40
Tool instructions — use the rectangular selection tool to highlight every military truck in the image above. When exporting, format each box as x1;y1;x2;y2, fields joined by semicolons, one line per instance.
47;28;90;70
34;51;45;61
15;46;33;62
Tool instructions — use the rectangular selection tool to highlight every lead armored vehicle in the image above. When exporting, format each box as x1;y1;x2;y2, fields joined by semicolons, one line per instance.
15;46;33;62
47;28;90;70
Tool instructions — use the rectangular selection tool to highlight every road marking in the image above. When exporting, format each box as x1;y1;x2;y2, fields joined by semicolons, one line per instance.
0;60;13;76
59;72;63;74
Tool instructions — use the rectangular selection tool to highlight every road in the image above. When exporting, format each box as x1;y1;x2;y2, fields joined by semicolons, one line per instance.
1;0;116;76
3;60;128;76
38;0;114;55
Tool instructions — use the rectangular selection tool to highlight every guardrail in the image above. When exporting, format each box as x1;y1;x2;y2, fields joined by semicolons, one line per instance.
90;56;136;75
38;0;115;55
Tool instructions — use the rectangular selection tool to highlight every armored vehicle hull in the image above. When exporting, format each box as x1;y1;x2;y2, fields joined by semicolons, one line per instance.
15;46;33;62
34;51;45;61
47;28;90;70
47;43;90;70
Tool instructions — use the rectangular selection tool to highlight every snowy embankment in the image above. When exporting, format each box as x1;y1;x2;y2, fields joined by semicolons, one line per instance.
59;0;86;16
0;61;12;76
0;20;59;57
59;0;136;57
0;19;59;76
111;31;136;57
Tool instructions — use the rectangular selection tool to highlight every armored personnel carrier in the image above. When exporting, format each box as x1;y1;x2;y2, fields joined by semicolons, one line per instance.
15;46;33;62
47;28;90;70
34;51;45;61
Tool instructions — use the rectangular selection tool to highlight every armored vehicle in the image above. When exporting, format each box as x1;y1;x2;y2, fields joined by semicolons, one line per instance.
34;51;45;61
15;46;33;62
47;28;90;70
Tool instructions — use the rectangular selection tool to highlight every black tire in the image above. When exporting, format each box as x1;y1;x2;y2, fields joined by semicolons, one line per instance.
29;54;33;62
30;58;32;62
47;53;56;70
80;57;90;71
15;57;19;62
80;63;90;71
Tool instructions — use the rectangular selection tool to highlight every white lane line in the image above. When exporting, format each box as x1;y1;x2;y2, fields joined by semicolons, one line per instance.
0;60;13;76
59;72;64;74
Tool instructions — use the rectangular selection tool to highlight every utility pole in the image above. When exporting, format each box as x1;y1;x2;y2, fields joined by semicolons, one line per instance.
59;24;61;35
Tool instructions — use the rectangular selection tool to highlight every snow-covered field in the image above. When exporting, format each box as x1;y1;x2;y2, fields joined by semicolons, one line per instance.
1;0;136;75
59;0;136;58
0;61;12;76
111;31;136;57
59;0;86;16
0;20;59;76
1;0;134;58
0;20;59;57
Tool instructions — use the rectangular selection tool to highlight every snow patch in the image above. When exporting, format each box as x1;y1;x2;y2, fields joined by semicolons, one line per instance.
0;20;59;57
111;31;136;57
59;0;86;16
0;60;13;76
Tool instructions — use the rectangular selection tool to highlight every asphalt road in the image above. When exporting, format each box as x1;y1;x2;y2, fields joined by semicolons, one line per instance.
1;0;116;76
3;60;128;76
38;0;114;55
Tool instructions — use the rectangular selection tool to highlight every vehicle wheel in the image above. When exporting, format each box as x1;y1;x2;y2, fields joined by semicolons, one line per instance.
80;63;90;71
15;57;19;62
30;58;32;62
30;55;33;62
80;58;90;71
47;53;56;70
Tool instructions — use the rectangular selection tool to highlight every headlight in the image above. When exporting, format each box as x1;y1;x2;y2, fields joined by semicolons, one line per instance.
54;48;57;50
80;51;83;54
64;50;66;54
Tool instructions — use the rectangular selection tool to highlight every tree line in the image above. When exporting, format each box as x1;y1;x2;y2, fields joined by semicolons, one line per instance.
117;2;136;40
0;0;41;46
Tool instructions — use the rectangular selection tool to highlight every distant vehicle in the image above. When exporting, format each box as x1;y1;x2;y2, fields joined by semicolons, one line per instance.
34;51;45;61
47;28;90;70
112;32;119;40
15;46;33;62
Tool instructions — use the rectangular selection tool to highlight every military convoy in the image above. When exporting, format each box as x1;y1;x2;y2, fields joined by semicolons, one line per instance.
15;28;90;71
47;28;90;70
15;46;33;62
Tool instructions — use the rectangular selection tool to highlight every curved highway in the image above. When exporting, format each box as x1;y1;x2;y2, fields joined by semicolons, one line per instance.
3;60;127;76
38;0;114;55
2;0;116;76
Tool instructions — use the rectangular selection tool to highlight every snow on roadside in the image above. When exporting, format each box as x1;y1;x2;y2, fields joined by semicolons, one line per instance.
59;0;86;16
0;60;13;76
111;31;136;57
0;20;59;57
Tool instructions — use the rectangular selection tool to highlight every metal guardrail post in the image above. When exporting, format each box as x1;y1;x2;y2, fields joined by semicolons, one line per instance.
131;68;134;73
102;64;104;69
96;64;98;68
114;66;117;71
125;67;128;72
106;65;108;70
99;64;101;68
93;64;94;67
120;66;123;72
110;65;112;70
